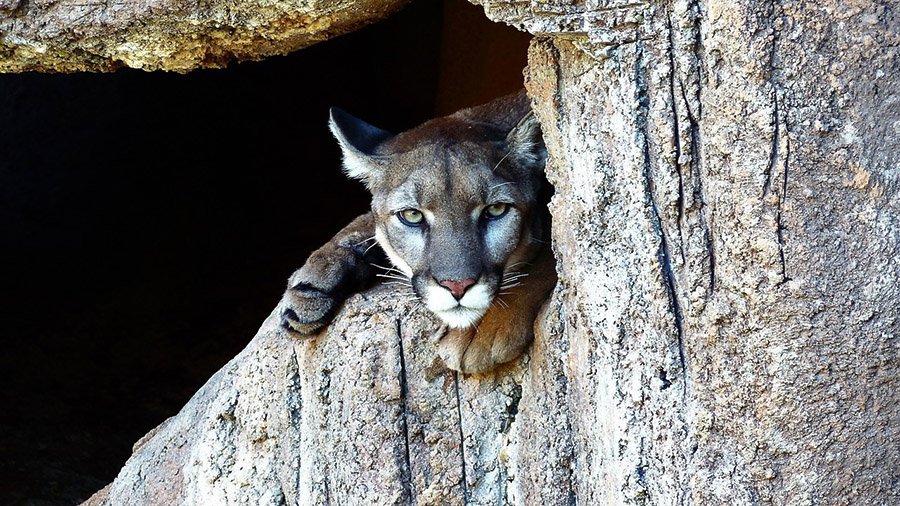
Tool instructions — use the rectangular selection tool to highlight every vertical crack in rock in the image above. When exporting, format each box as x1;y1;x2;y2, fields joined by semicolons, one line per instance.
636;437;648;496
666;11;686;263
289;347;304;496
763;93;781;198
674;0;715;293
551;297;578;506
276;482;288;506
497;382;521;506
681;77;715;294
689;0;715;293
499;383;522;434
763;0;783;201
395;320;414;505
776;114;791;285
763;0;791;285
453;372;469;502
663;0;716;328
636;39;688;376
690;0;704;121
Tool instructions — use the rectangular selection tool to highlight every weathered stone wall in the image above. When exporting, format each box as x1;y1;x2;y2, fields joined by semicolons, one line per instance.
76;0;899;504
85;287;531;505
491;0;899;502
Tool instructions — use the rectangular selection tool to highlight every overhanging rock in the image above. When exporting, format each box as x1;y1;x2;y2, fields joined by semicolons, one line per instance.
0;0;411;72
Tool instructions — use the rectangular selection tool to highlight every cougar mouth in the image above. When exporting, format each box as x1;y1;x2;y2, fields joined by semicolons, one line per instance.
421;281;493;329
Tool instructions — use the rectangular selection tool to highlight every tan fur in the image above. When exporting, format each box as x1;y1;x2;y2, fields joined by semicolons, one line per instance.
436;245;556;373
281;91;556;374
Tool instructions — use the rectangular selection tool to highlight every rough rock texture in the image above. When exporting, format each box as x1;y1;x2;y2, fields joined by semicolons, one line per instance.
83;285;532;505
0;0;410;71
86;0;899;504
502;0;898;503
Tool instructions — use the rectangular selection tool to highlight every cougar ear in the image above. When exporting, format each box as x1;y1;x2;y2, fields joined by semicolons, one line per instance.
506;112;547;174
329;108;393;187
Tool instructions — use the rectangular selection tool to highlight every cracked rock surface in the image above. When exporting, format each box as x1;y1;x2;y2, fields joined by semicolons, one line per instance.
0;0;410;71
514;0;899;503
84;285;543;505
83;0;898;504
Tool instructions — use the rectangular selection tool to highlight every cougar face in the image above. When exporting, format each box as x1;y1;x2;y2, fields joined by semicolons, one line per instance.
330;96;547;329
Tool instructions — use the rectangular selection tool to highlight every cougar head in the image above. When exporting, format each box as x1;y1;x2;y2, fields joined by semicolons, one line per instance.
329;94;547;329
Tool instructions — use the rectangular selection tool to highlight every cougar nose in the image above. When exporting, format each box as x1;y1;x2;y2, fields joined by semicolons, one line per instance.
438;278;477;300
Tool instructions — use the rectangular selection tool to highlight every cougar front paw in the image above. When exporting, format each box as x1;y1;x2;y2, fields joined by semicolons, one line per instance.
435;317;534;374
280;285;339;336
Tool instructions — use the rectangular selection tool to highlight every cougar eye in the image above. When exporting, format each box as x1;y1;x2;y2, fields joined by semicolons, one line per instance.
397;208;424;226
483;203;510;220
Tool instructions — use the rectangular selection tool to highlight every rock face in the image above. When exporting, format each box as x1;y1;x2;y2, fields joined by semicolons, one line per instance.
84;0;898;504
0;0;410;71
83;286;532;505
510;0;899;503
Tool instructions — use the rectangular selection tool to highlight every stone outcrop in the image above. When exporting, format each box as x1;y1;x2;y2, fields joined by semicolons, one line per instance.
84;286;540;505
76;0;899;504
512;0;899;502
0;0;410;71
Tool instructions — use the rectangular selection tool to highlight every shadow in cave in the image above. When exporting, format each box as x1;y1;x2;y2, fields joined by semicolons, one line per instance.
0;0;529;504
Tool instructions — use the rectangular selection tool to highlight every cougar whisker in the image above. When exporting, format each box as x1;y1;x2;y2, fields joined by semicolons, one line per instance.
376;272;408;278
354;236;377;246
382;281;413;288
492;149;512;172
376;273;412;282
504;261;532;271
363;242;381;255
371;263;409;277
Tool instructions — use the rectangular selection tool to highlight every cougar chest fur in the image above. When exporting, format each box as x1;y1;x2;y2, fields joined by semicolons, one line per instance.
281;91;556;374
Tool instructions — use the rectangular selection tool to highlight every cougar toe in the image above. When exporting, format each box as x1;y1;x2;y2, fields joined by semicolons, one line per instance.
281;288;339;336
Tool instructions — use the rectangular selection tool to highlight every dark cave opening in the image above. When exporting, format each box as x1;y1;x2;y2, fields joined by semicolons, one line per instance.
0;1;529;503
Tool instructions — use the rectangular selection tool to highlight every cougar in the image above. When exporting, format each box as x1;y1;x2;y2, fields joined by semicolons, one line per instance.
280;91;556;374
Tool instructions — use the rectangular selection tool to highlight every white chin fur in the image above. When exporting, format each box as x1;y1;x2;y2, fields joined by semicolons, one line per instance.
424;284;492;328
435;307;488;329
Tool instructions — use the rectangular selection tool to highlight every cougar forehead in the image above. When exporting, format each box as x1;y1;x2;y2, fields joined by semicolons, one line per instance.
373;142;529;211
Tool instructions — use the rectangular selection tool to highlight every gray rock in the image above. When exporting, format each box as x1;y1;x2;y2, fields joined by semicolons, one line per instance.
517;0;900;503
81;0;899;504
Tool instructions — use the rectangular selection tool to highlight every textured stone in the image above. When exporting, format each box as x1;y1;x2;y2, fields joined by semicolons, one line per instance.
515;0;899;503
85;0;899;504
0;0;410;72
